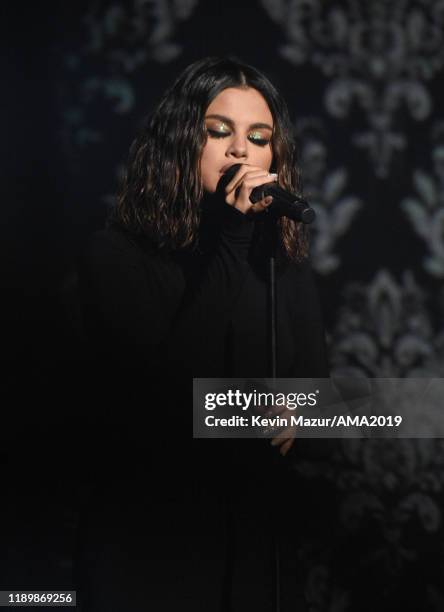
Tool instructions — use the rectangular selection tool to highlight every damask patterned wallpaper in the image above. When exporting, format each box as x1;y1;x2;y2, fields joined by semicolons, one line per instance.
7;1;444;610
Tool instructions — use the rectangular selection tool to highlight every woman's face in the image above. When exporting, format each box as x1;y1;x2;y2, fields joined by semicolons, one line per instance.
200;87;274;193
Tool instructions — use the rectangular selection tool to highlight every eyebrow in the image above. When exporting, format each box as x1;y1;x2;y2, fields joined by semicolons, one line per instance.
205;114;273;131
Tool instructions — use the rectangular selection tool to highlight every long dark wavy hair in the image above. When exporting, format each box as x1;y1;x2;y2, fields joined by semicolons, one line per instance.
112;56;308;260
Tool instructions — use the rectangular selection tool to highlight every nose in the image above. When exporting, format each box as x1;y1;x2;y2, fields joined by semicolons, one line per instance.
226;133;248;158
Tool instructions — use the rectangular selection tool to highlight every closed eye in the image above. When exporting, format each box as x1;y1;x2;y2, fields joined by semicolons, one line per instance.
248;135;270;147
207;129;271;147
207;128;230;139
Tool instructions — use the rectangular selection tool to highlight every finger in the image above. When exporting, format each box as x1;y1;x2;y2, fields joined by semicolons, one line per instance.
270;426;296;445
223;163;270;182
250;195;273;212
224;166;266;194
280;438;295;456
237;173;278;195
227;172;279;210
270;436;286;447
225;169;277;196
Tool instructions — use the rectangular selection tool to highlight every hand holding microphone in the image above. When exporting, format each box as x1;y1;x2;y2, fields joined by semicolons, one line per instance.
218;163;315;224
218;163;278;215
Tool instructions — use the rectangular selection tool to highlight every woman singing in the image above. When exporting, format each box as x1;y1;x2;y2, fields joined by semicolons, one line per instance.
77;56;328;612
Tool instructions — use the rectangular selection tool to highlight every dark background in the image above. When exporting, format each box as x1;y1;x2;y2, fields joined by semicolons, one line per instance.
4;1;444;610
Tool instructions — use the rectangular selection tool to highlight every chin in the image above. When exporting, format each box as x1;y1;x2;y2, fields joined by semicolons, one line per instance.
202;177;218;193
202;186;216;195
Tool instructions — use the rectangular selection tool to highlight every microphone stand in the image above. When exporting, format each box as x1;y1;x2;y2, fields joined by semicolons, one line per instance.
263;212;280;612
267;216;278;380
264;209;312;612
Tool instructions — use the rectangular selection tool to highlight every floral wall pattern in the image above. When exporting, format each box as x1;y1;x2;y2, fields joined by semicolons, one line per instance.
261;0;444;177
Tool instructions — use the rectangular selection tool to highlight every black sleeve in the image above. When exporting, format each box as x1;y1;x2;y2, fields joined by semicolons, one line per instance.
284;258;339;463
289;258;330;378
78;204;255;376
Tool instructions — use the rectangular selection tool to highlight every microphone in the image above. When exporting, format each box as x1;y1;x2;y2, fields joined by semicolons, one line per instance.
218;163;315;224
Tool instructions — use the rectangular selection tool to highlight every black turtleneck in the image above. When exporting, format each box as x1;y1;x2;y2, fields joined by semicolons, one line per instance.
79;199;328;381
76;199;331;612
